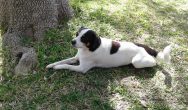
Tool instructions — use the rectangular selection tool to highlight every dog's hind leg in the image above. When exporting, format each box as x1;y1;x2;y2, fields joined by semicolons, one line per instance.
132;54;156;68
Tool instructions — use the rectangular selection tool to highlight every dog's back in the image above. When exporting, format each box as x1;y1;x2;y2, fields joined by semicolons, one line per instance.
91;38;140;68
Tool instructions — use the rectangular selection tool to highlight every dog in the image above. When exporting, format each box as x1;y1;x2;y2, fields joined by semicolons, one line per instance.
46;27;171;73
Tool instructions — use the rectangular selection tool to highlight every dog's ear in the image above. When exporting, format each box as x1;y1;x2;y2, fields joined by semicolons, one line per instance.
81;30;101;51
88;31;101;51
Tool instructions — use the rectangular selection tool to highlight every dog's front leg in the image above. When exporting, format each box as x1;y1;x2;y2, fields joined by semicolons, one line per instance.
53;64;93;73
46;57;78;69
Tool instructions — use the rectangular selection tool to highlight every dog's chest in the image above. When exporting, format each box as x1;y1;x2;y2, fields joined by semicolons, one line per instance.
77;49;94;61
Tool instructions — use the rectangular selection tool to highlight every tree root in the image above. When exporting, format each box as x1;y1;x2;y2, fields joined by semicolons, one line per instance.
14;47;37;75
3;32;37;75
1;0;73;75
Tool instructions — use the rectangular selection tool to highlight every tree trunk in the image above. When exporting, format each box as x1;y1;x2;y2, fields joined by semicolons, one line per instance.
0;0;73;75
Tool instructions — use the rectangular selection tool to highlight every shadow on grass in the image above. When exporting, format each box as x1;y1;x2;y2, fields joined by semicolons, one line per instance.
43;64;161;109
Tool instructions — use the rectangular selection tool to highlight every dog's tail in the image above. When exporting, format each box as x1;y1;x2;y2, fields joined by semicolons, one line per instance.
156;45;172;63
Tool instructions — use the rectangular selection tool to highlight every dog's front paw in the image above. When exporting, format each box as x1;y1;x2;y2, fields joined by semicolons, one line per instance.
46;64;55;69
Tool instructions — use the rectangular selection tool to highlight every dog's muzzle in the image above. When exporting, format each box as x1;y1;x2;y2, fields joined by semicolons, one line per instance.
71;40;76;46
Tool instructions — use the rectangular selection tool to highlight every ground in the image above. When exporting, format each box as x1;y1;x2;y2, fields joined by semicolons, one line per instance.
0;0;188;110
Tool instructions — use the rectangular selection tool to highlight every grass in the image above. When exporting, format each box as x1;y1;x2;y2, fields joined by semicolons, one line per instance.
1;0;188;109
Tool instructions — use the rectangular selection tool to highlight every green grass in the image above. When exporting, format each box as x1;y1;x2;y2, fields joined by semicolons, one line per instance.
1;0;188;109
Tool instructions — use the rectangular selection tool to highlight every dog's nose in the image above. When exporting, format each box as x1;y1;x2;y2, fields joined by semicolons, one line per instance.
71;40;76;45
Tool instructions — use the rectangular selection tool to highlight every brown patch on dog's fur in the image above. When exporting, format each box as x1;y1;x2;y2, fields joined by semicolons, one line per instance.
134;43;158;57
110;41;120;54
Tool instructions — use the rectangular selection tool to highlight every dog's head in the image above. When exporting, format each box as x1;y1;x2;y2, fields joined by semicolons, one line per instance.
71;27;101;51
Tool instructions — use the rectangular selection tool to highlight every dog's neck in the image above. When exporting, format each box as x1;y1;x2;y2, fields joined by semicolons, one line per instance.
78;48;94;57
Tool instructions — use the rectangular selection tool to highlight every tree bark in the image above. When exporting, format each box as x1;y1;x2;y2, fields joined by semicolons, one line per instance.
0;0;73;75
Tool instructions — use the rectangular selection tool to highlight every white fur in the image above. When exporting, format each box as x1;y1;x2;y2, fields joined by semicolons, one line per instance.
46;29;171;73
157;44;172;64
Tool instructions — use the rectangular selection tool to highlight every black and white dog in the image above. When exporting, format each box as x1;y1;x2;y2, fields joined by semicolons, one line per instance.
46;27;171;73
